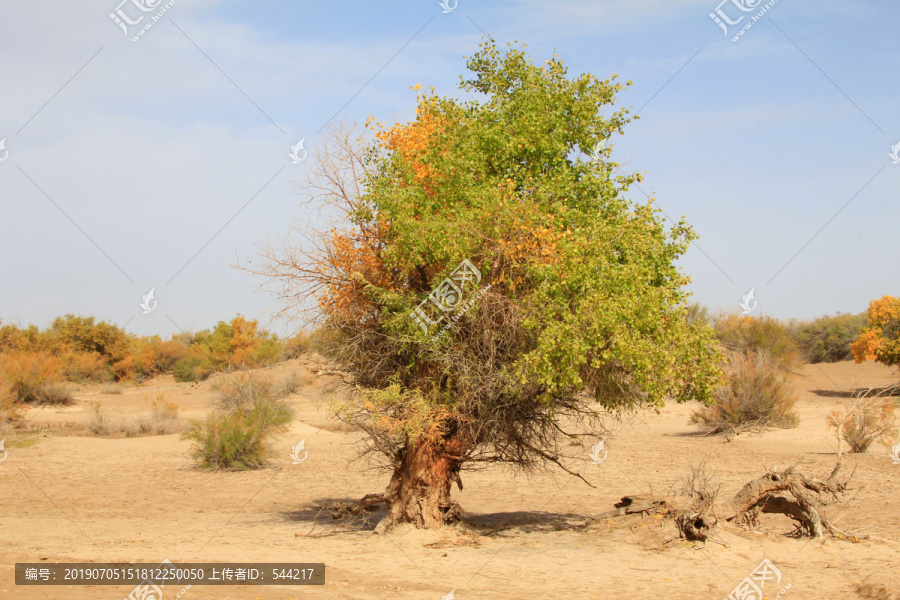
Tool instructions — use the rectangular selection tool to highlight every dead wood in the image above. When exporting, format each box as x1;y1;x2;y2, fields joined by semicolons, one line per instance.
593;460;862;541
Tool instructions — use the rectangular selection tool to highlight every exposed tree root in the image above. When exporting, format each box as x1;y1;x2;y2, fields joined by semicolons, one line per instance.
725;460;861;539
592;460;862;541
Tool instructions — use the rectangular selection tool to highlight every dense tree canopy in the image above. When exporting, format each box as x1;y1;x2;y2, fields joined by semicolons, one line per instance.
257;40;723;530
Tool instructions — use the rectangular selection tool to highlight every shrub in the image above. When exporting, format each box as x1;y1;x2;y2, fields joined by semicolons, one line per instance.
173;346;215;382
692;350;799;435
125;395;183;436
132;336;187;378
787;312;868;363
0;351;73;405
713;314;799;370
60;351;109;382
0;390;20;421
182;374;293;469
0;323;52;353
827;394;897;453
90;395;184;437
280;331;311;360
100;382;122;394
189;316;283;371
273;371;305;397
88;401;108;435
684;303;713;327
37;381;75;405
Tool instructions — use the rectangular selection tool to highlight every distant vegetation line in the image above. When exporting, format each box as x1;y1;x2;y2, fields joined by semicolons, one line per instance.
0;314;330;417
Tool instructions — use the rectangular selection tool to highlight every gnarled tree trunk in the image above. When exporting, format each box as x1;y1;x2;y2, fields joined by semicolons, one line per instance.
374;434;467;533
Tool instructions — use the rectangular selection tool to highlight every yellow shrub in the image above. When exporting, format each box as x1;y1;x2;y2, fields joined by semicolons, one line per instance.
0;351;72;405
59;351;108;382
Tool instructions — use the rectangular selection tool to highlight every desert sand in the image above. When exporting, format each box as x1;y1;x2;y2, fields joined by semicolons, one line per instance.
1;358;898;600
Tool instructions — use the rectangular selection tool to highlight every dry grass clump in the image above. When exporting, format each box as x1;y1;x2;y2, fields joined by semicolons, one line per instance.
692;350;799;436
88;401;108;435
100;382;123;395
827;390;897;454
182;373;293;469
88;395;184;437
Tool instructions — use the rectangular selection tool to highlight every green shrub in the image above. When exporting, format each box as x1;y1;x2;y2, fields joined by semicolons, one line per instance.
692;350;799;435
181;373;293;469
684;303;713;327
173;354;215;382
787;312;868;363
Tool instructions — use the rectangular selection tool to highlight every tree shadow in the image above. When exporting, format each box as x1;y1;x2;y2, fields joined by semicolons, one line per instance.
281;500;592;537
463;510;588;535
281;496;386;537
812;385;900;399
665;429;711;438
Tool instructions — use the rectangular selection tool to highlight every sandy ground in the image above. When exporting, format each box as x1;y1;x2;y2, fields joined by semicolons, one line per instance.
1;358;899;600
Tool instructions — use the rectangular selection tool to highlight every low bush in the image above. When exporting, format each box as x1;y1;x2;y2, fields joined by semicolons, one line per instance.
692;350;799;435
827;393;897;453
60;351;109;382
182;373;293;469
123;395;183;436
787;312;868;363
88;395;184;437
0;351;73;405
88;401;108;435
713;314;799;370
173;351;215;383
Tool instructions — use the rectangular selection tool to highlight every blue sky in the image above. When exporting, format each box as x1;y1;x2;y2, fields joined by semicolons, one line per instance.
1;0;897;337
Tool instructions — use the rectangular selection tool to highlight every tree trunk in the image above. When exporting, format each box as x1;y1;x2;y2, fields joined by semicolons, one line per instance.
374;434;466;533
